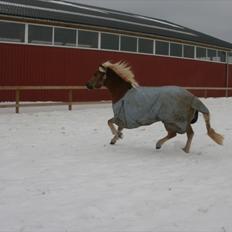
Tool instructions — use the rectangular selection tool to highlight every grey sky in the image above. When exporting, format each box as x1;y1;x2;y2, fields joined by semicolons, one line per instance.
68;0;232;43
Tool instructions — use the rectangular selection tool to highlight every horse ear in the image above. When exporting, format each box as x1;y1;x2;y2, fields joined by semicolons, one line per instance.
99;65;106;73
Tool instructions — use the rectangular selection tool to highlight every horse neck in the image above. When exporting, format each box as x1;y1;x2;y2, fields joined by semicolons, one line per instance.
104;74;131;103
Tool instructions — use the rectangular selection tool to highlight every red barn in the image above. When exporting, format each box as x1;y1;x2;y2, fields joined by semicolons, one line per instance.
0;0;232;102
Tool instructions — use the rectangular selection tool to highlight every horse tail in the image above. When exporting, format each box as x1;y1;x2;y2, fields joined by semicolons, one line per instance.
203;113;224;145
191;97;224;145
191;110;198;124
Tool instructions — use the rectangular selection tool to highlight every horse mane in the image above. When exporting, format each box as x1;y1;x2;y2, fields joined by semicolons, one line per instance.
101;61;139;88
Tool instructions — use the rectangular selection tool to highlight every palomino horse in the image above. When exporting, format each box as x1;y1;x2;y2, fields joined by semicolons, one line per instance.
86;61;224;153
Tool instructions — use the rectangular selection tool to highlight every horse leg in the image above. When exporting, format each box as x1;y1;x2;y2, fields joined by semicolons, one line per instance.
182;125;194;153
108;118;123;145
156;130;176;149
110;126;124;144
116;126;123;139
108;118;117;135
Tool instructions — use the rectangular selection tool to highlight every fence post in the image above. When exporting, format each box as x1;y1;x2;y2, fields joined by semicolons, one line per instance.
68;89;73;111
16;89;20;113
204;89;207;98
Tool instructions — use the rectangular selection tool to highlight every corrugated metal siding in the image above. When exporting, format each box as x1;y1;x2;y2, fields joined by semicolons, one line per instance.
0;43;230;101
228;64;232;97
229;64;232;86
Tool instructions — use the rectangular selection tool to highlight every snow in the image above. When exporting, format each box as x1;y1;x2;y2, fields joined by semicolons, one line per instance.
135;15;183;29
0;98;232;232
49;0;108;14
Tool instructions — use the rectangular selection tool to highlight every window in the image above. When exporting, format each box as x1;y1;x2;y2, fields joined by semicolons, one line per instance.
218;51;226;63
184;45;194;58
155;40;169;55
228;52;232;64
120;36;137;52
101;33;119;50
138;38;153;54
170;43;182;57
196;47;207;60
207;49;217;61
0;21;25;42
28;25;52;45
54;27;76;47
78;30;98;48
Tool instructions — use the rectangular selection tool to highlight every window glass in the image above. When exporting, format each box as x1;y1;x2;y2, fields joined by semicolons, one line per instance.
101;33;119;50
228;52;232;64
78;30;98;48
28;25;52;45
207;49;217;61
138;38;153;54
54;27;76;46
184;45;194;58
120;36;137;52
196;47;207;60
170;43;182;57
218;51;226;63
155;40;169;55
0;21;25;42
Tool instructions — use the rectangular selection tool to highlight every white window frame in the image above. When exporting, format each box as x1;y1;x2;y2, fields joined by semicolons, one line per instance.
227;51;232;64
0;19;230;64
196;46;207;61
100;31;120;51
217;50;227;63
137;37;154;55
170;42;183;58
155;39;170;57
183;44;195;59
120;34;138;53
0;19;26;44
27;23;53;46
77;28;99;49
25;23;28;44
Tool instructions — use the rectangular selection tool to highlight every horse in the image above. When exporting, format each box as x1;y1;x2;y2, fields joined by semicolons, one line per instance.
86;61;224;153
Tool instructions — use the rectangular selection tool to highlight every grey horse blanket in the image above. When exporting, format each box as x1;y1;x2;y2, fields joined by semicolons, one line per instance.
112;86;209;133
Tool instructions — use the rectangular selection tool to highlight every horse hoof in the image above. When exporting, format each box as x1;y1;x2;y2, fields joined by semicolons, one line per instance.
182;148;189;153
156;144;161;149
110;140;116;145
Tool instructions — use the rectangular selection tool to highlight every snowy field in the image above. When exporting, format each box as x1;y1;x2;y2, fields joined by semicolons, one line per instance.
0;98;232;232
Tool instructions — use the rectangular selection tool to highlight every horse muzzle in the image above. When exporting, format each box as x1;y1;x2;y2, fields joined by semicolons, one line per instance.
86;82;94;89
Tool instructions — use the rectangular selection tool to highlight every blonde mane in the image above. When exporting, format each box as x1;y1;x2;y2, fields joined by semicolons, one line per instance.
101;61;139;88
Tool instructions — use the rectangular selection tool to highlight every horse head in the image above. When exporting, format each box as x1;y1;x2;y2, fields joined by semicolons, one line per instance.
86;64;107;89
86;61;138;90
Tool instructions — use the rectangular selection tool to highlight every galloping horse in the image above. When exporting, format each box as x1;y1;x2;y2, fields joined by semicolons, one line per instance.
86;61;224;153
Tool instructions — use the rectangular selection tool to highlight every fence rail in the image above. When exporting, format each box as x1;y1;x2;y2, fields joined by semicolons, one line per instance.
0;86;231;113
0;86;89;113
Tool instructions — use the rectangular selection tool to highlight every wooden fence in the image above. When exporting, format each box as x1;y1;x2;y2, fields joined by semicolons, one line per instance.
0;86;88;113
0;86;231;113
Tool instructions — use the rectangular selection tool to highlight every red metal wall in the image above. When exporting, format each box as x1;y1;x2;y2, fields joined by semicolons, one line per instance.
228;65;232;96
0;43;231;101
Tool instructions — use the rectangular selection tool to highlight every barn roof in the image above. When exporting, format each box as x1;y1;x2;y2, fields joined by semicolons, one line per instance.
0;0;232;49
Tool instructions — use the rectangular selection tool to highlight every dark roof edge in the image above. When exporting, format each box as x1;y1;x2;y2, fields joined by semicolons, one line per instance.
0;0;232;49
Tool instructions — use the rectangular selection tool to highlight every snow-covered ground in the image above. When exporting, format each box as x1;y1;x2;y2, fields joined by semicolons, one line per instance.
0;98;232;232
